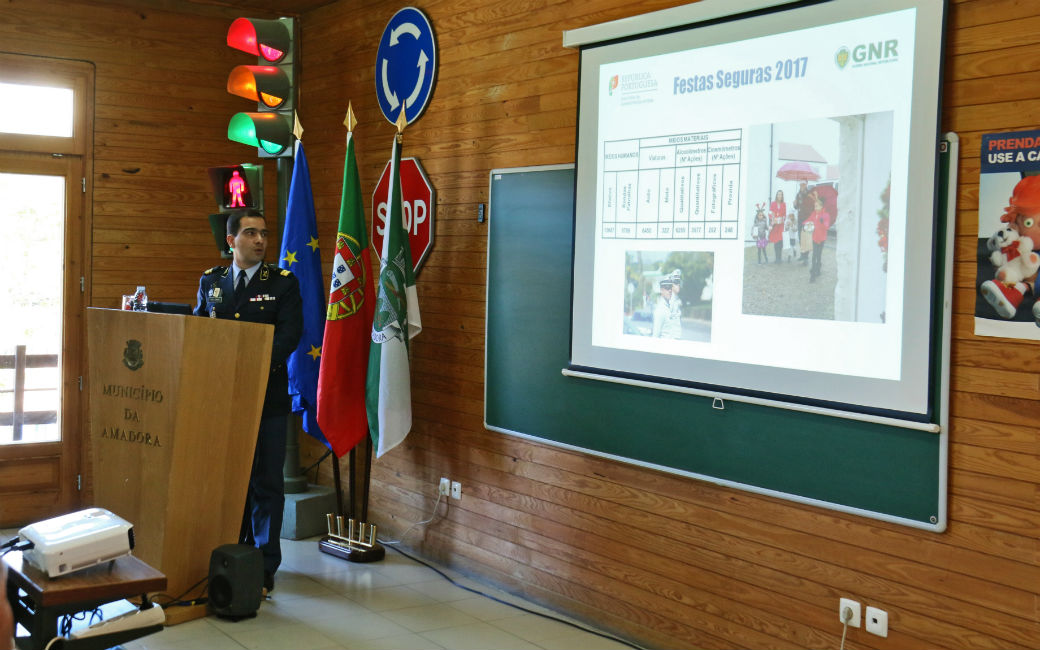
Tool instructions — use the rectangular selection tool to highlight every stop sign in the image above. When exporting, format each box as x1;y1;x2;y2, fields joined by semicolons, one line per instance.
371;156;435;275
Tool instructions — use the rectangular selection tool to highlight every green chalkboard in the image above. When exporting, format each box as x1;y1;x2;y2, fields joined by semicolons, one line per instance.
485;143;954;528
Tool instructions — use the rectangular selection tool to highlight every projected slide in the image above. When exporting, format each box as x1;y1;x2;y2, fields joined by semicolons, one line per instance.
571;1;944;418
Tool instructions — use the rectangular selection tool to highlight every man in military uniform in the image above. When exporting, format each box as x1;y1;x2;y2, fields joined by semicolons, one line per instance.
194;210;303;595
652;275;683;339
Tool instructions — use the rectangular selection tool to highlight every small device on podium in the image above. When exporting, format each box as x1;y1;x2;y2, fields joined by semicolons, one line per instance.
18;508;135;578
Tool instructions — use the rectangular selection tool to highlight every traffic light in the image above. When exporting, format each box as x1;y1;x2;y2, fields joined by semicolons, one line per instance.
205;164;265;257
225;17;295;157
206;164;264;212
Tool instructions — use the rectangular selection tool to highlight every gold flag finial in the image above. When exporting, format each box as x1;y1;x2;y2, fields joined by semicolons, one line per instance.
343;103;357;133
293;111;304;141
395;107;407;135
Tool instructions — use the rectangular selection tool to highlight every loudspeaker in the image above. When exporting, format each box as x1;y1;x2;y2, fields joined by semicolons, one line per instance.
208;544;263;619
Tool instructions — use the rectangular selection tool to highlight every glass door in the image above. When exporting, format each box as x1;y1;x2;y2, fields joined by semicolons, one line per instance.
0;153;85;525
0;55;92;527
1;169;66;444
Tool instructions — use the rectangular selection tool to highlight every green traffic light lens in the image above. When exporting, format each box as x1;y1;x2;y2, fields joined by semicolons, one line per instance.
228;113;259;147
260;139;285;155
228;112;289;156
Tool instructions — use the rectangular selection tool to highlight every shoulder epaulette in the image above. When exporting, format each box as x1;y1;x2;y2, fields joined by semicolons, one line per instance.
281;269;291;277
204;266;226;275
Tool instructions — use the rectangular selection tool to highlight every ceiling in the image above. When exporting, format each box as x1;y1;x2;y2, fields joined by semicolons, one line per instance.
183;0;338;16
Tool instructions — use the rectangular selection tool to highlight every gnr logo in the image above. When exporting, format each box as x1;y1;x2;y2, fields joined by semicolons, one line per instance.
836;40;899;69
852;40;899;64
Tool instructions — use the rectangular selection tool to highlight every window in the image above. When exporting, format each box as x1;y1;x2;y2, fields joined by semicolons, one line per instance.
0;82;74;137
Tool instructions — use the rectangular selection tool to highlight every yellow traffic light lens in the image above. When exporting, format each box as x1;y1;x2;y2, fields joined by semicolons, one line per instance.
227;67;258;101
259;92;284;108
227;66;289;109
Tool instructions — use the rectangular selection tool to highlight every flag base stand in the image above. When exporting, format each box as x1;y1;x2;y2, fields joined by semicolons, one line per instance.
318;535;385;563
317;514;385;563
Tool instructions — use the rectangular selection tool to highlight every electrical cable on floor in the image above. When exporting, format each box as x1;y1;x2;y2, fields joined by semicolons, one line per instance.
378;491;446;545
153;575;209;608
383;543;647;650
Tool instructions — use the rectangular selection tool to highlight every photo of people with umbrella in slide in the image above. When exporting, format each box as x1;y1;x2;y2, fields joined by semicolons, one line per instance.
777;161;823;266
742;113;894;323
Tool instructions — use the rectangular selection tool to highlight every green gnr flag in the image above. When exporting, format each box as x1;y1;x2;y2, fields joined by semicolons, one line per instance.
365;132;422;457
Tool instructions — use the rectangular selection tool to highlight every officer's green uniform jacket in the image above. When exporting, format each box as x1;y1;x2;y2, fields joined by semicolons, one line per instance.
193;263;303;417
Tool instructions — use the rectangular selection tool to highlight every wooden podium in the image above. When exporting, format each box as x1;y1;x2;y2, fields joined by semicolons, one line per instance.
85;308;273;622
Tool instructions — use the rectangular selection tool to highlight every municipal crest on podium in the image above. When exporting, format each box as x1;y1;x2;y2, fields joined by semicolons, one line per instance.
123;339;144;371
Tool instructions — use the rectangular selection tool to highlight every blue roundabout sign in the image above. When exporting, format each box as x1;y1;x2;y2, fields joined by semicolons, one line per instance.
375;7;437;125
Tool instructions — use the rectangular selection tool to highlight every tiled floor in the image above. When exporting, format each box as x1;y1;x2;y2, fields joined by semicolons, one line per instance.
6;535;636;650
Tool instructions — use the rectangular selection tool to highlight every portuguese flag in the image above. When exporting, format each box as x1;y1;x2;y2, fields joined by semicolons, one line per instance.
315;130;376;457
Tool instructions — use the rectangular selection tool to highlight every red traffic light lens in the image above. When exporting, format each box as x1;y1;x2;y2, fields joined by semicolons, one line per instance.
227;18;290;63
227;19;260;55
259;44;284;62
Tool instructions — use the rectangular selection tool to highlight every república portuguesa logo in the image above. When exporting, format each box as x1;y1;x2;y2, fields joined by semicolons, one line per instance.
608;72;658;105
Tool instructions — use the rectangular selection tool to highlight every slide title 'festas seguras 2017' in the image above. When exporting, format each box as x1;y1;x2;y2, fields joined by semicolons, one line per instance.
673;57;808;94
671;40;900;96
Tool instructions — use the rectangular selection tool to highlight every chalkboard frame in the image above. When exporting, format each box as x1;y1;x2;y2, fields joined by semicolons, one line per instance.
484;135;955;530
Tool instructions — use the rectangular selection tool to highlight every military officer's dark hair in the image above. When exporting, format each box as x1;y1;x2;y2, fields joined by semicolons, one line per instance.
227;210;266;237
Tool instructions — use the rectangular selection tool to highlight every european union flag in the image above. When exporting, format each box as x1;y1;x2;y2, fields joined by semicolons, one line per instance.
279;141;330;449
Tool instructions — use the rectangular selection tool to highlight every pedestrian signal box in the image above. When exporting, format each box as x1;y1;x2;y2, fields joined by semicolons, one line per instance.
206;163;264;258
207;164;264;212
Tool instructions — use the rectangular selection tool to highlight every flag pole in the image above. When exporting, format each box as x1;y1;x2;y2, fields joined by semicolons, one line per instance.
361;107;409;524
319;102;385;562
337;106;357;521
282;113;308;496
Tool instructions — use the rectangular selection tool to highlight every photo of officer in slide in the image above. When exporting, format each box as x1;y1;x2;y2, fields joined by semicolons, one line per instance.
623;250;714;341
741;113;894;323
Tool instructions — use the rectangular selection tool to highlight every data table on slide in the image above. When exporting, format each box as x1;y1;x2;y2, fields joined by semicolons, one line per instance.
601;128;742;240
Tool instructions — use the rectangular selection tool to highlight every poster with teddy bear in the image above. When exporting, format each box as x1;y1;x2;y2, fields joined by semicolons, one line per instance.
975;128;1040;339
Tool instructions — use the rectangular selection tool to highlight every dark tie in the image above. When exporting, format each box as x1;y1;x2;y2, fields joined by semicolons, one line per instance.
235;271;246;303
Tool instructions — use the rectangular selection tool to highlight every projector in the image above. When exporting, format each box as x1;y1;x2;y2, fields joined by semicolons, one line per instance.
19;508;135;578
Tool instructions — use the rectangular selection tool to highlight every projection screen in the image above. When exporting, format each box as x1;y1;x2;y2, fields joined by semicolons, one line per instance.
568;0;947;422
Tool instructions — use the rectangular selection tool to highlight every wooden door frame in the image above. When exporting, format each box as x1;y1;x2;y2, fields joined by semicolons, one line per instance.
0;54;93;526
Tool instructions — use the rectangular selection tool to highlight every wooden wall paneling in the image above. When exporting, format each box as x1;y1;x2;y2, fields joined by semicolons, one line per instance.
371;456;850;648
410;435;1037;636
0;0;290;510
0;0;283;306
0;0;1029;646
370;490;742;650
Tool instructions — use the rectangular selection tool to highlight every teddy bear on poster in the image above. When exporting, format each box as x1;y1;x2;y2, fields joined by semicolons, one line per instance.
987;224;1040;284
979;175;1040;321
